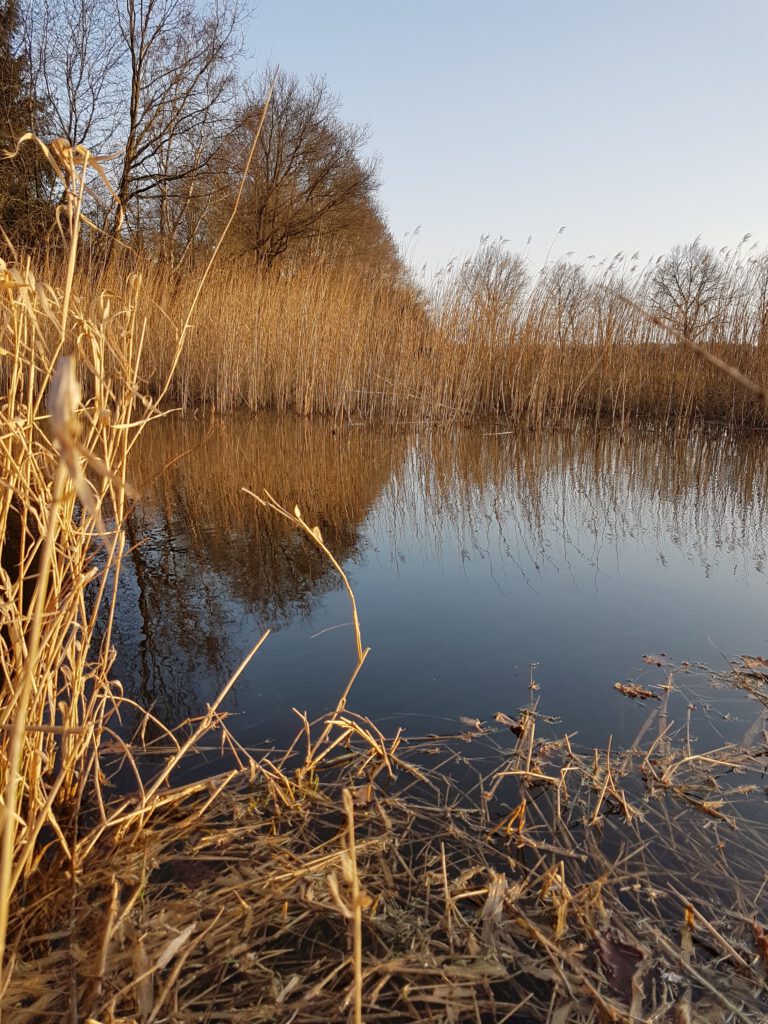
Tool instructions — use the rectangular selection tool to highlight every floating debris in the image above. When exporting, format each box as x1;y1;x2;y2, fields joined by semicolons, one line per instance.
615;681;661;700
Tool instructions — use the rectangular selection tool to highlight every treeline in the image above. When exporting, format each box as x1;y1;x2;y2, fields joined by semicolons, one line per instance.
445;235;768;348
0;0;399;273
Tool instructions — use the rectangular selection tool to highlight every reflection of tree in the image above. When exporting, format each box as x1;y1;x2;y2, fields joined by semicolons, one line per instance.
119;508;235;722
105;415;768;729
111;416;406;721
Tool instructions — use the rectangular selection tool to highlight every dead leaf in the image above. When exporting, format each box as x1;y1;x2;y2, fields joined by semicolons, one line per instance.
481;870;508;945
753;921;768;967
741;655;768;671
133;932;153;1017
155;922;196;972
550;1004;575;1024
351;784;374;807
494;711;526;736
615;682;660;700
597;931;644;1002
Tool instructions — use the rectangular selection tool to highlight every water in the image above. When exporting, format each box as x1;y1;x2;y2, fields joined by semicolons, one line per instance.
110;417;768;753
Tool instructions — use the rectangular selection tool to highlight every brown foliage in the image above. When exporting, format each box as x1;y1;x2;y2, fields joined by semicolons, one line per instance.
217;70;395;271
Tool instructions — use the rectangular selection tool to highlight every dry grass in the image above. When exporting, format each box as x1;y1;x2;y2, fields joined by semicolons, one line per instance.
20;234;768;426
0;138;259;1013
5;655;767;1023
55;241;765;427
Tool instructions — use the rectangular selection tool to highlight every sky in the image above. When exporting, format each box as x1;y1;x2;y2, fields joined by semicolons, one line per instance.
244;1;768;273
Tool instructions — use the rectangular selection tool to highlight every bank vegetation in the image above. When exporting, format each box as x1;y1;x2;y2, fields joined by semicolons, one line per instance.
1;10;768;1019
1;0;768;427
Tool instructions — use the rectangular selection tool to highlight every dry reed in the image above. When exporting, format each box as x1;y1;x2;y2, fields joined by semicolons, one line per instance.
48;241;766;427
0;136;267;1016
5;656;767;1022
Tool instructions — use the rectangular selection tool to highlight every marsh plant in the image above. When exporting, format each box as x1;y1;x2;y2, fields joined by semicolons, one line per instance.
61;233;766;425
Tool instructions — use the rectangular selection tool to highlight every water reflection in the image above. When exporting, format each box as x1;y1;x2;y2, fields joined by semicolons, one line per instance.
113;418;768;747
113;416;407;722
385;427;768;584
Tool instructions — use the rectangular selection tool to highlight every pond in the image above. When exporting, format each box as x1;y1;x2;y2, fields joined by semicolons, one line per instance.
109;416;768;756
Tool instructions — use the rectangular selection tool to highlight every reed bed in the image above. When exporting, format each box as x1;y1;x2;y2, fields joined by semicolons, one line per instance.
64;242;768;427
5;655;768;1023
2;141;768;1021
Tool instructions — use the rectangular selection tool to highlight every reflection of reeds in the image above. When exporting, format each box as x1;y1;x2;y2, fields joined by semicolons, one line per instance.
383;425;768;578
130;418;768;591
113;418;768;731
119;419;768;708
127;415;407;617
130;414;406;541
104;417;406;718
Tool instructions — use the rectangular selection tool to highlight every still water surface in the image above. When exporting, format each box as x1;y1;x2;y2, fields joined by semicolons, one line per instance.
111;417;768;752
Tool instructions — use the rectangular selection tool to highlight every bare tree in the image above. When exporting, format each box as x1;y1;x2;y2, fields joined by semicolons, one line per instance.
220;70;383;267
24;0;245;260
18;8;397;270
113;0;242;239
24;0;123;154
457;238;529;337
650;239;727;342
538;259;589;346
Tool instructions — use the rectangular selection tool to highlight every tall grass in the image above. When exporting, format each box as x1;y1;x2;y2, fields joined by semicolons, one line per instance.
0;140;255;1006
65;240;767;426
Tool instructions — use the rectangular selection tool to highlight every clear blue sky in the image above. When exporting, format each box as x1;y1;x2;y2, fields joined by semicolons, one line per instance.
245;1;768;271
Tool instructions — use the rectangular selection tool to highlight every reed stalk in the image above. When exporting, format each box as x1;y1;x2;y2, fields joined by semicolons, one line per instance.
62;240;767;427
